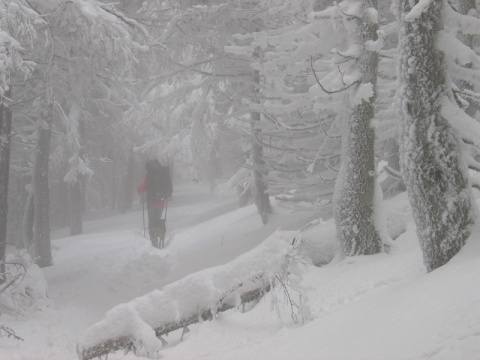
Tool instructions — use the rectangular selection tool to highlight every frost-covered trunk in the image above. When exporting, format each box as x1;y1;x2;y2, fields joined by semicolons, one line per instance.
68;180;83;236
251;69;272;225
0;94;12;281
456;0;477;117
333;0;383;256
396;0;476;272
32;103;53;267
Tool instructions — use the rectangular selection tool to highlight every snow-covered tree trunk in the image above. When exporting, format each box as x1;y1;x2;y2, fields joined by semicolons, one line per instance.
32;101;53;267
396;0;476;272
251;69;272;225
333;0;383;256
0;92;12;281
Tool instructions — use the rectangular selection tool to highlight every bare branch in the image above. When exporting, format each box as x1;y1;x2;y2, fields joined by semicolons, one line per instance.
310;58;359;94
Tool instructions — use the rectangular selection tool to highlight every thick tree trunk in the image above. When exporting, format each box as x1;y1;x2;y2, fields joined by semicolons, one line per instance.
251;69;271;225
32;104;53;267
333;0;383;256
0;93;12;282
397;0;476;272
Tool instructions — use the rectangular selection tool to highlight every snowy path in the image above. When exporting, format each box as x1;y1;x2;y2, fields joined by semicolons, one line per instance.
1;182;325;360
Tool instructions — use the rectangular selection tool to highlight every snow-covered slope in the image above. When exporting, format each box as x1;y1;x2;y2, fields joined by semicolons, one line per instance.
1;183;479;360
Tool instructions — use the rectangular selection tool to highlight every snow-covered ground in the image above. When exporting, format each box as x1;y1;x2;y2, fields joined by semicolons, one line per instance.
1;182;479;360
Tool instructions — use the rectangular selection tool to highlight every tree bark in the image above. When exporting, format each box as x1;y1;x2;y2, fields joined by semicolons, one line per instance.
32;103;53;267
396;0;476;272
333;0;383;256
0;92;12;282
251;68;272;225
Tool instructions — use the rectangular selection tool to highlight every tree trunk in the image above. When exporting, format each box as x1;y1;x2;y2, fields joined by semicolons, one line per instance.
251;68;271;225
68;180;83;236
22;186;34;249
333;0;383;256
32;103;53;267
0;93;12;282
396;0;476;272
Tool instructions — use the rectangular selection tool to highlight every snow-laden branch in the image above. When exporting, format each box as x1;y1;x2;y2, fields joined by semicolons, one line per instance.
404;0;433;22
437;30;480;67
310;57;360;95
441;96;480;145
0;0;38;97
444;0;480;35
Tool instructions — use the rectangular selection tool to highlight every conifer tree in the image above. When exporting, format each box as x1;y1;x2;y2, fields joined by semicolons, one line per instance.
396;0;476;271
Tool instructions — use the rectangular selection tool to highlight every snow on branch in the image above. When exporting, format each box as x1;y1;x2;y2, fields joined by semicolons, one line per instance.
444;0;480;35
0;0;38;97
77;231;307;360
310;57;360;95
437;30;480;67
50;0;150;74
441;96;480;145
404;0;433;22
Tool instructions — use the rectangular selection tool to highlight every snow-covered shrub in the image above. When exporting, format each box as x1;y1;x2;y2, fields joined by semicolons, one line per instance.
0;251;51;317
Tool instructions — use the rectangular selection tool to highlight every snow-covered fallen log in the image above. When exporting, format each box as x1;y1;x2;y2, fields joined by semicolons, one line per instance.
77;287;267;360
77;230;301;360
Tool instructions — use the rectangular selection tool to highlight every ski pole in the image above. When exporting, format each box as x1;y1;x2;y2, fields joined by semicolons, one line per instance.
163;197;168;221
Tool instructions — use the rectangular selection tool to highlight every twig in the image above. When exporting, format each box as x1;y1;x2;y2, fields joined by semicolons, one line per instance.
310;58;359;94
0;325;24;342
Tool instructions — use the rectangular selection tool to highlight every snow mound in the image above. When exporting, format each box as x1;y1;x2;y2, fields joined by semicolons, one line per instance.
0;252;51;317
296;219;339;266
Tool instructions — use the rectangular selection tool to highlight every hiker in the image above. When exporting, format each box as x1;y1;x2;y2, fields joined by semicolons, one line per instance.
137;159;173;248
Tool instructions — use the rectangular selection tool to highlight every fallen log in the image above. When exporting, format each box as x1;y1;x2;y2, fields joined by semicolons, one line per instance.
77;230;304;360
77;286;269;360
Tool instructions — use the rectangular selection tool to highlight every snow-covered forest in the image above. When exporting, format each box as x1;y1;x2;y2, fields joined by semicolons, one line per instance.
1;0;480;359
